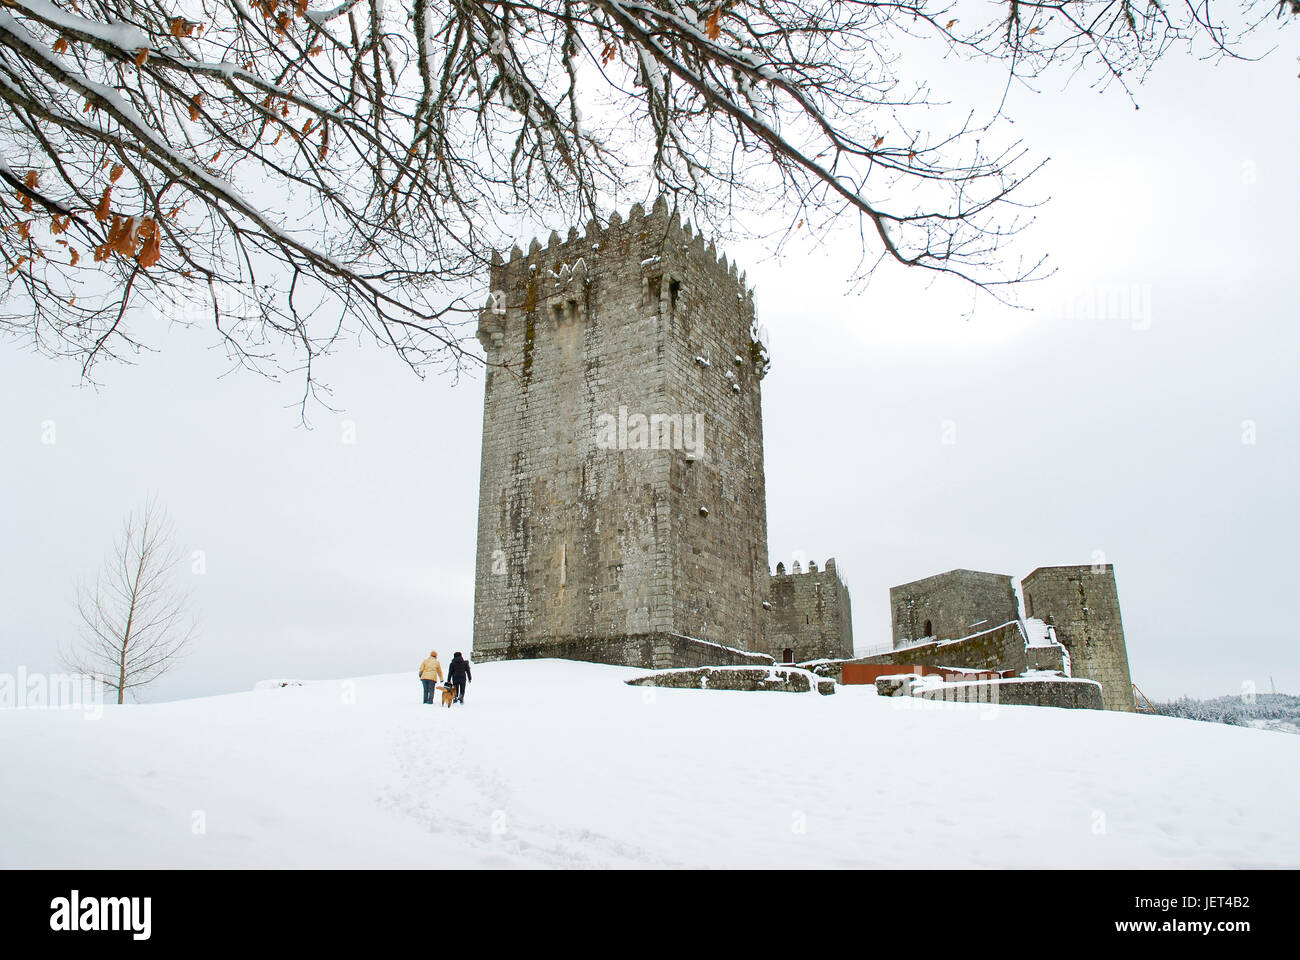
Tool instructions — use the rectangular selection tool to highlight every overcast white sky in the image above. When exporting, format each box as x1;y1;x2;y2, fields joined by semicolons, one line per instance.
2;35;1295;702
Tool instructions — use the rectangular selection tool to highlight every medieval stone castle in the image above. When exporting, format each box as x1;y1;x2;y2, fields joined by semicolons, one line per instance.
472;199;1136;711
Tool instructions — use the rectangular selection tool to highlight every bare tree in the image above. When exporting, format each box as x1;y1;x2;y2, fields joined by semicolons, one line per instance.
0;0;1293;394
63;497;198;703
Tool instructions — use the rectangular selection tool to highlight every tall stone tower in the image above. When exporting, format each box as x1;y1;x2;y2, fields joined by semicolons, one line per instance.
1021;564;1135;712
472;200;772;669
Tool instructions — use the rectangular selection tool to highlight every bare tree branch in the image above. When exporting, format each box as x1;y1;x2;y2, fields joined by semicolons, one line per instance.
0;0;1290;400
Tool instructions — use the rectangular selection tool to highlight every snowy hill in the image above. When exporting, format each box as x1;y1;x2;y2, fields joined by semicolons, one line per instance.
2;659;1297;868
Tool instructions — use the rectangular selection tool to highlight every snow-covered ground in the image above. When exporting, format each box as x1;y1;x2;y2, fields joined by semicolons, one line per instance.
2;659;1297;868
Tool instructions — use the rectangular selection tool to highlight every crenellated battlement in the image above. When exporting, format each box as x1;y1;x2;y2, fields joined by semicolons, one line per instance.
771;557;842;580
477;198;759;357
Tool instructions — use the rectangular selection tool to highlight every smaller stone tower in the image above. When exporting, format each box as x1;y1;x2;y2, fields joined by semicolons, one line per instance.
1021;564;1134;712
765;558;853;662
889;569;1021;647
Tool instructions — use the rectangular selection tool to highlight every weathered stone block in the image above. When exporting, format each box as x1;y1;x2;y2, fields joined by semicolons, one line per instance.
874;675;917;697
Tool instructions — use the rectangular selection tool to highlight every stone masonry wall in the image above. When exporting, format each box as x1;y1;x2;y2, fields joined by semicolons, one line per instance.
473;631;772;671
660;211;769;646
764;558;854;662
889;569;1021;647
626;665;834;695
910;677;1103;710
856;620;1031;675
472;200;770;667
1021;564;1135;712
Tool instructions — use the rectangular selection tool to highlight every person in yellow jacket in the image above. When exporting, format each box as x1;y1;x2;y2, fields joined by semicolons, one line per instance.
418;651;443;705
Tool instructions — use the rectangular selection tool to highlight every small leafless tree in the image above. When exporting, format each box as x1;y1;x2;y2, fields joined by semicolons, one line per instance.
0;0;1293;396
63;497;198;703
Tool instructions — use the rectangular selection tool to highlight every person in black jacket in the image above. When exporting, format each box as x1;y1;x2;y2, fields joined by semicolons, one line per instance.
447;651;472;704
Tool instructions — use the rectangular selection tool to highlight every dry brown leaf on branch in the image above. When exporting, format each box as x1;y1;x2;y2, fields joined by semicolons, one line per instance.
189;95;203;122
136;219;162;268
95;186;112;222
103;214;134;258
706;11;721;40
53;36;70;53
69;247;80;266
16;170;37;212
107;221;125;253
109;163;125;182
134;48;149;66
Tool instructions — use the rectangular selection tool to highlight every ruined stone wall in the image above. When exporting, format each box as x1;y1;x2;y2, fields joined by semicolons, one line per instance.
626;665;834;695
1021;565;1135;712
854;620;1030;675
910;677;1103;710
764;558;854;662
889;569;1021;647
472;200;770;667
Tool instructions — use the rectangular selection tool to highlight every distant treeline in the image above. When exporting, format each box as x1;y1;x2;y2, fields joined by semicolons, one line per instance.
1150;693;1300;727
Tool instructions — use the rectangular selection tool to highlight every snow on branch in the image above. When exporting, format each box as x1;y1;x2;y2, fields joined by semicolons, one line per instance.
0;0;1284;401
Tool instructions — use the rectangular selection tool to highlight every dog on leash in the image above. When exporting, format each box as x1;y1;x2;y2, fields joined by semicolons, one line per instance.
439;683;456;708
